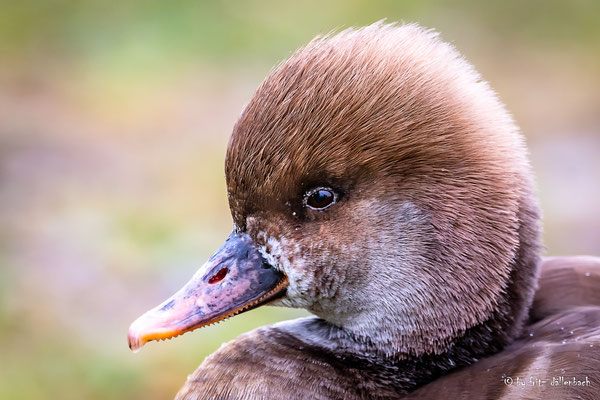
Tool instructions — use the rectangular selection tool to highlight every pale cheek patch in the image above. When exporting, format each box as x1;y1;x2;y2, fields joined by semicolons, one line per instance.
256;233;313;309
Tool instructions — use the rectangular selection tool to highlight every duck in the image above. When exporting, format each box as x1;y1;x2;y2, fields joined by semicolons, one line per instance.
127;22;600;399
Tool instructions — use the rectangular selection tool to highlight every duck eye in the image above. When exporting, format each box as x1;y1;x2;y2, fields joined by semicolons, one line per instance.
304;187;337;210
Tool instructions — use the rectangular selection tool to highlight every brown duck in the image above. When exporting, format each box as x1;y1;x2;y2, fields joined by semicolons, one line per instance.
128;22;600;399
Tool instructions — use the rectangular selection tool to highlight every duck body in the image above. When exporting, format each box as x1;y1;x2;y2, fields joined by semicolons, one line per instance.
128;22;600;400
408;256;600;400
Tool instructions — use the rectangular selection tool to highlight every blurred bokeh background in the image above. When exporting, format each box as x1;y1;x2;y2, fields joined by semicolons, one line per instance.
1;1;598;398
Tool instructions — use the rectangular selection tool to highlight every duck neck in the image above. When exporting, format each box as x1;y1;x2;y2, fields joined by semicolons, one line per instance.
274;316;498;395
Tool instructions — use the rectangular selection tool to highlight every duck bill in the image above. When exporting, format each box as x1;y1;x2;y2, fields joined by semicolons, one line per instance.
127;232;288;352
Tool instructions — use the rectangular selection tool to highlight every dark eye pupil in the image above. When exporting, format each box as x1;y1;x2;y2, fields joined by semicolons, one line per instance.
308;189;334;209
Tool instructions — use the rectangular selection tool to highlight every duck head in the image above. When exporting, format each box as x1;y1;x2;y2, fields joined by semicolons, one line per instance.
128;22;540;357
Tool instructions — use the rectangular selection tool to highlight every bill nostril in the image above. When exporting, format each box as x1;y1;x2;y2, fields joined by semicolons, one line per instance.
208;268;228;284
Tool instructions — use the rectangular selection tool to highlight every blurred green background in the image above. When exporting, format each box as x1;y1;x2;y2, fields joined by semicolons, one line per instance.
1;1;599;399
